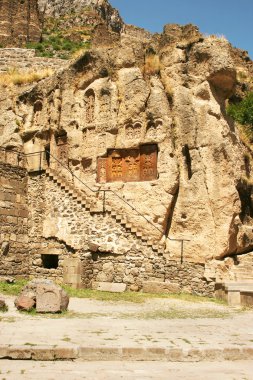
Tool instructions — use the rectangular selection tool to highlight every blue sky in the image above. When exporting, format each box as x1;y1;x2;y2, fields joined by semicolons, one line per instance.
110;0;253;59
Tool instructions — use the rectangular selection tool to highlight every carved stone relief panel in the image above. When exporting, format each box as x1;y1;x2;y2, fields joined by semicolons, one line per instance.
85;89;95;124
99;90;111;120
97;145;157;183
97;158;108;183
125;122;142;140
56;134;68;166
140;144;158;181
146;119;163;140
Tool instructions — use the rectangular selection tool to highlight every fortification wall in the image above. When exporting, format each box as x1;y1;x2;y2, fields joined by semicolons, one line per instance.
0;48;67;73
0;0;41;47
0;160;29;277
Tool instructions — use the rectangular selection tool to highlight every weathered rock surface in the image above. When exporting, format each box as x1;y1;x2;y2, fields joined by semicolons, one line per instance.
14;279;69;313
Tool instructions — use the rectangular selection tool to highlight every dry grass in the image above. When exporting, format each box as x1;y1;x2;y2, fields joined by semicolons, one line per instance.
205;34;228;42
143;54;160;76
0;67;53;87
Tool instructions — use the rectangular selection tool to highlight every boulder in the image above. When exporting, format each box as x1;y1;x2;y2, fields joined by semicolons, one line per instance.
36;283;69;313
14;279;69;313
14;295;35;311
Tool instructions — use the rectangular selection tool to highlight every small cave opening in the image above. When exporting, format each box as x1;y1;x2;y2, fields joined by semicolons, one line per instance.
45;144;50;167
182;144;192;180
41;254;59;269
236;180;253;222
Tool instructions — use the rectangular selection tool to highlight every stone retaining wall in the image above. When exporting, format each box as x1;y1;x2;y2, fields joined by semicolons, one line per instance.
0;48;67;73
0;162;29;276
26;172;214;296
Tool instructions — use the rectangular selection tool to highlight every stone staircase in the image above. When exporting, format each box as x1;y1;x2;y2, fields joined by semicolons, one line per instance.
233;254;253;281
215;253;253;307
45;167;165;255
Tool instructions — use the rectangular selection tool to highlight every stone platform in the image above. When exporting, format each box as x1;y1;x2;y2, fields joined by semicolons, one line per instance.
0;294;253;362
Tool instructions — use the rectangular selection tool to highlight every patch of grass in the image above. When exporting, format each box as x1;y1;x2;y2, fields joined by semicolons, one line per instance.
27;37;91;60
0;68;53;87
119;308;232;320
0;316;16;323
0;279;28;296
62;337;71;342
143;53;160;76
24;343;36;346
63;285;226;305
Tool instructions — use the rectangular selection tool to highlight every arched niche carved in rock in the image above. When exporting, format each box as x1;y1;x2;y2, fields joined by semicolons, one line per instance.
55;131;68;167
99;89;111;119
85;89;95;124
146;119;163;139
125;122;142;140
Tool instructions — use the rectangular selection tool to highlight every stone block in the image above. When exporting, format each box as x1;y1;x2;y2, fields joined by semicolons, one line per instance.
227;290;241;306
142;281;180;294
92;282;127;293
241;291;253;307
36;283;69;313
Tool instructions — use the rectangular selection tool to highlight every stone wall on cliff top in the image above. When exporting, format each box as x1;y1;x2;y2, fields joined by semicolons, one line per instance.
0;0;41;47
12;23;253;265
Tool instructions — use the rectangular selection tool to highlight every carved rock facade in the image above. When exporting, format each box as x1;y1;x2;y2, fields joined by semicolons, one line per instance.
1;14;253;293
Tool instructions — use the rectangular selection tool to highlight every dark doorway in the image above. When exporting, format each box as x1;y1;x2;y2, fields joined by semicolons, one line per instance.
41;254;59;269
45;144;50;167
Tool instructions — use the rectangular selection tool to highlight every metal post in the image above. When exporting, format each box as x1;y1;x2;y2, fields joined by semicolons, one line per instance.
181;240;184;264
39;151;42;172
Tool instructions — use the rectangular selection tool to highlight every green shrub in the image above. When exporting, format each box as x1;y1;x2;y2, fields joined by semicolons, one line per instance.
227;92;253;126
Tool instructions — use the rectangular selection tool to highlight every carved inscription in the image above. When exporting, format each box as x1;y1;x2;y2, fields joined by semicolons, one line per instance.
97;145;157;183
146;119;163;140
85;90;95;124
125;123;142;140
97;158;107;183
99;90;111;120
56;134;68;165
140;145;157;181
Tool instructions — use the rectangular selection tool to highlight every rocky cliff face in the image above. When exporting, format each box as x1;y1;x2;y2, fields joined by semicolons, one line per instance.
0;3;253;269
0;0;122;48
0;0;41;47
38;0;123;33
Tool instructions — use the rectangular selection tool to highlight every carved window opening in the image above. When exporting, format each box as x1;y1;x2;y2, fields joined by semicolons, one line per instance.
97;144;158;183
41;254;59;269
182;144;192;180
85;89;95;124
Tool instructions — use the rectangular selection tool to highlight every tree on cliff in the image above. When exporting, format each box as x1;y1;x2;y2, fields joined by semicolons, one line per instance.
228;92;253;142
228;92;253;126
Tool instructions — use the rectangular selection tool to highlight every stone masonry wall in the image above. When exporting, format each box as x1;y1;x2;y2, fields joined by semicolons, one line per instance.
0;0;41;47
0;162;29;277
27;171;214;296
0;48;67;73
